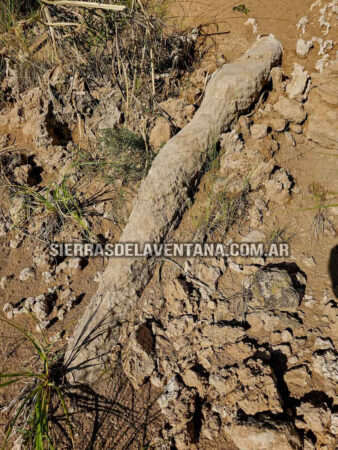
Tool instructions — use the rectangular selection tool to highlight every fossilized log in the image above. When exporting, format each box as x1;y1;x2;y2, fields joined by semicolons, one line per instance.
65;36;283;383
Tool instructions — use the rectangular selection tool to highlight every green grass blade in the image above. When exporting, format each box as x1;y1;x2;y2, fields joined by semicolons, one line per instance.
53;385;74;444
0;316;47;362
2;385;40;450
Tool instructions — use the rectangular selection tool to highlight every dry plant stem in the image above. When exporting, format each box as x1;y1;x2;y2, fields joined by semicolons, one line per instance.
40;0;126;11
44;6;59;62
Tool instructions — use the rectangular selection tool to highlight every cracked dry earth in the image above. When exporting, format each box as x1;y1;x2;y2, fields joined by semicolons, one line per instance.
120;60;338;449
0;1;338;449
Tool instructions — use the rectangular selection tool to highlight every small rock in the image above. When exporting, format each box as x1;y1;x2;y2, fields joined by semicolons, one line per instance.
265;168;293;203
250;161;274;191
296;39;313;57
97;106;122;130
289;123;302;134
288;356;299;365
24;297;35;310
60;288;73;301
220;130;244;153
286;63;311;102
9;197;25;222
314;337;334;350
245;268;302;312
10;236;22;248
273;96;307;124
0;220;9;237
33;247;52;268
68;258;85;270
273;343;292;358
149;117;171;149
224;423;301;450
3;302;14;319
36;320;51;332
304;61;338;149
57;308;67;321
270;67;285;93
245;17;258;34
330;413;338;435
65;297;77;312
304;296;316;308
49;331;63;344
281;329;293;342
312;350;338;395
302;255;316;268
296;403;331;434
285;366;311;398
0;276;9;289
296;16;308;35
285;132;296;147
13;164;33;185
238;116;250;136
31;293;55;320
19;267;35;281
94;271;103;282
250;124;268;139
42;271;53;284
269;117;287;132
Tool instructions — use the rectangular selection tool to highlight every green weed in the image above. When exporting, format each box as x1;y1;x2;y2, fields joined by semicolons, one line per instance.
0;316;73;449
233;4;250;15
74;127;152;185
7;175;109;240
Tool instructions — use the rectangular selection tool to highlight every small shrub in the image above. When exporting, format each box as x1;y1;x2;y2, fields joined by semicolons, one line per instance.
75;127;152;185
233;4;250;15
7;175;106;240
0;317;72;449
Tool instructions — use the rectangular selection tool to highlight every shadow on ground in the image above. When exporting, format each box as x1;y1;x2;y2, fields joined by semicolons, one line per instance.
52;363;163;449
329;245;338;298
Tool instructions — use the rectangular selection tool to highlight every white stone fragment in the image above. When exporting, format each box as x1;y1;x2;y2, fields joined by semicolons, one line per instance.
296;16;308;35
296;39;313;57
0;276;9;289
19;267;35;281
315;54;330;72
245;18;258;34
286;63;311;101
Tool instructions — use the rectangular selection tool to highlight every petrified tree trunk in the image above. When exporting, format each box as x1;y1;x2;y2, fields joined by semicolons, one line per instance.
65;36;283;383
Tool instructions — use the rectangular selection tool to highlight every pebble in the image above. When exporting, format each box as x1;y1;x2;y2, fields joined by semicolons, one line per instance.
19;267;35;281
250;124;268;139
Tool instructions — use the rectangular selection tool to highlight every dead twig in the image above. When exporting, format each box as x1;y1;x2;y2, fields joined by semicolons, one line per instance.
40;1;126;11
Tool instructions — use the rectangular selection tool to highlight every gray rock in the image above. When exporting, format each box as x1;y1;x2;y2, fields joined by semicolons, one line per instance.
245;268;301;312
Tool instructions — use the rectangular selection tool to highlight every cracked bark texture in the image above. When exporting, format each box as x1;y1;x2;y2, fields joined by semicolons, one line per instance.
65;36;283;383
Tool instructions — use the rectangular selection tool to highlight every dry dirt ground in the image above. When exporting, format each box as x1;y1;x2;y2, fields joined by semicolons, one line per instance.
0;0;337;449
